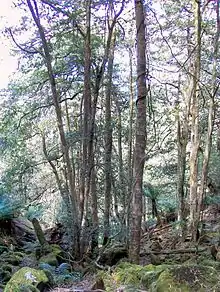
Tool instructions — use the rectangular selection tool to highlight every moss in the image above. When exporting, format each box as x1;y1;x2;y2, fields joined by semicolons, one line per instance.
153;269;189;292
4;267;48;292
50;244;62;256
152;264;220;292
38;253;58;266
99;262;169;291
99;262;220;292
199;259;220;270
19;283;40;292
50;244;63;262
1;251;24;266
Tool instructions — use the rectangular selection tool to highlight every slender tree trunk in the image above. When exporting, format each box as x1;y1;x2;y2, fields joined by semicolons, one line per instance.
177;113;187;238
116;100;124;206
177;12;194;239
189;0;201;241
176;72;189;239
26;0;80;257
103;32;116;246
90;167;99;252
129;0;147;264
199;0;220;218
126;48;135;240
80;0;92;227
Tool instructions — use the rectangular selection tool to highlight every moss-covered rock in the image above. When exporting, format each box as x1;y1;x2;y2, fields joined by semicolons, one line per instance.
153;264;220;292
99;262;220;292
50;244;62;256
38;253;58;266
4;267;49;292
98;245;128;266
50;244;63;263
99;262;168;291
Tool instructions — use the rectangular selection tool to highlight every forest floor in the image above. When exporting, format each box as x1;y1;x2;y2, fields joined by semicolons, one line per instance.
1;204;220;292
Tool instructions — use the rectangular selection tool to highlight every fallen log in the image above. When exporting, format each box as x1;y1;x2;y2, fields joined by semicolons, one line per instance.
140;247;207;256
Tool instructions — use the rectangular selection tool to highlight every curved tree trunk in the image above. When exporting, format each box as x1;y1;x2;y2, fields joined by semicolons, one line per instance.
26;0;80;258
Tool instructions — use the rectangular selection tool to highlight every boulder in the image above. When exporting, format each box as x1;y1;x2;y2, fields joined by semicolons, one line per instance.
154;265;220;291
4;267;49;292
99;262;220;291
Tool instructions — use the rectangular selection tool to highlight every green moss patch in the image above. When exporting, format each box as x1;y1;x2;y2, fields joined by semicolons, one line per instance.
99;262;220;292
4;267;48;292
38;253;58;266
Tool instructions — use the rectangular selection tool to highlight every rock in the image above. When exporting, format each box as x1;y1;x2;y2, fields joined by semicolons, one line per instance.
154;265;220;291
98;245;128;266
99;262;220;291
4;267;49;292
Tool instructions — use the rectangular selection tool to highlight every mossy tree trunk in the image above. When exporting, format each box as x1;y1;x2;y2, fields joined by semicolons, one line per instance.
31;218;49;249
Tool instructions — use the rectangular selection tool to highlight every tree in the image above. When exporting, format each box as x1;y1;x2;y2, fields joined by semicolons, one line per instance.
26;0;80;257
129;0;148;264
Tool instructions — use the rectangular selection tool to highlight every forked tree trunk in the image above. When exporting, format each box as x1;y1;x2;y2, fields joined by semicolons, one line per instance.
129;0;147;264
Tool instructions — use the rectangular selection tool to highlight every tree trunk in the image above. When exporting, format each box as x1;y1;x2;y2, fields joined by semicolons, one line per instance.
31;218;49;249
26;0;80;257
126;48;135;242
129;0;147;264
103;32;116;246
189;0;201;241
199;0;220;219
90;167;99;252
80;0;92;228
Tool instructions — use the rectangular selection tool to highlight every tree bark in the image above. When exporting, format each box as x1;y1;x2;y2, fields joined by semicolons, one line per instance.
126;48;135;242
26;0;80;257
199;0;220;219
103;31;116;246
80;0;92;228
189;0;201;241
31;217;49;249
129;0;147;264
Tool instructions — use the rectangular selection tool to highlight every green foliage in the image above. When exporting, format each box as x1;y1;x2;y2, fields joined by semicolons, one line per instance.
0;195;21;220
158;197;177;213
39;262;82;286
143;183;160;200
25;204;45;221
